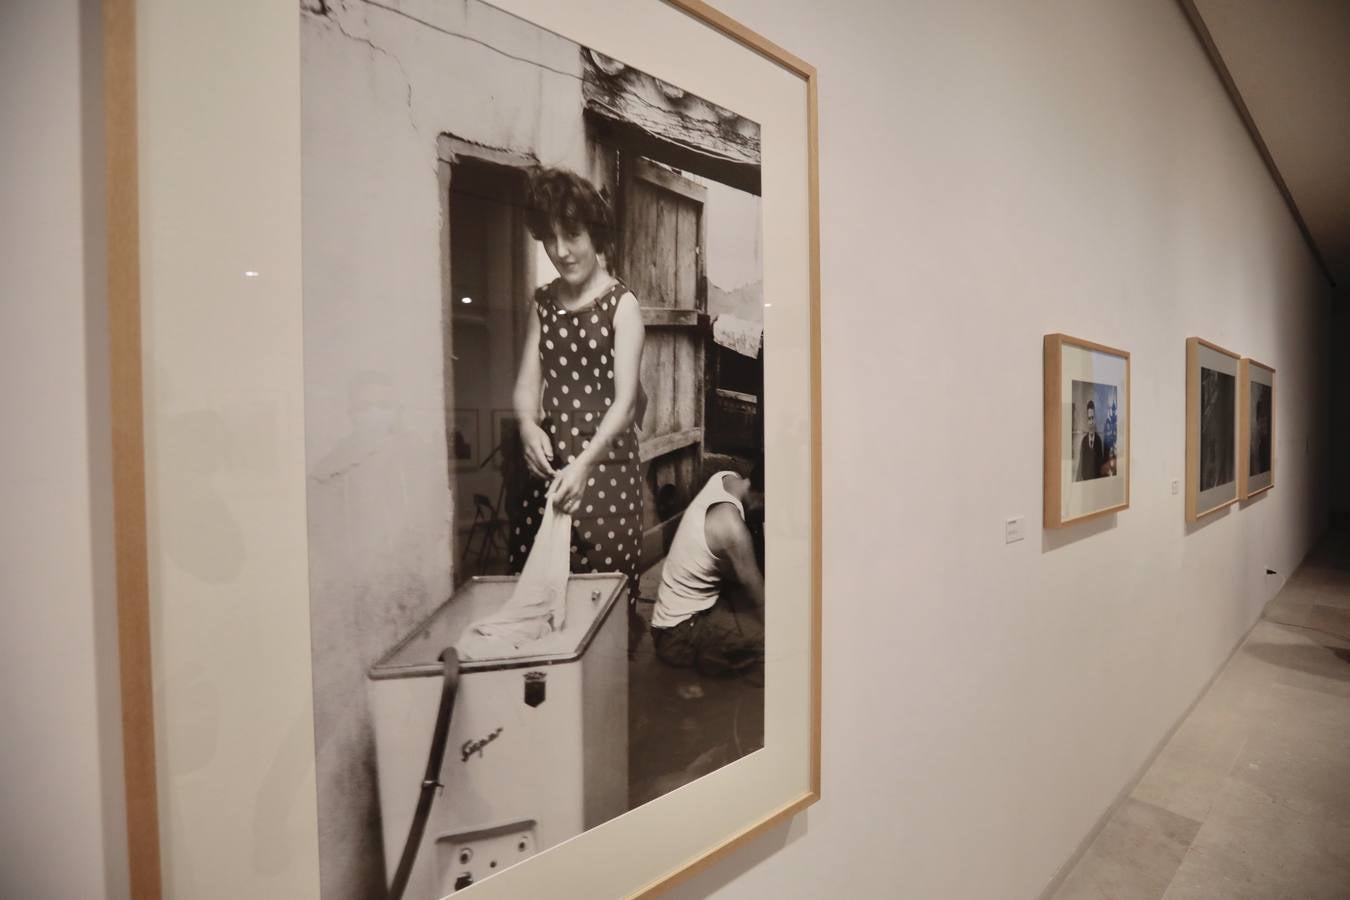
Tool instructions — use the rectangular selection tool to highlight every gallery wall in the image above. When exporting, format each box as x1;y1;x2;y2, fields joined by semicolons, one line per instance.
663;0;1336;898
3;0;1337;898
0;0;129;897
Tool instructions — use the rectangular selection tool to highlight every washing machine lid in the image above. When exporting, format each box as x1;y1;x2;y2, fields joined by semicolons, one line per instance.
369;572;626;678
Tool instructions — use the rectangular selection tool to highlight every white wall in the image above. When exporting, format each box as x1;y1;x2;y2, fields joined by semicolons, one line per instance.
0;1;129;898
300;5;600;894
663;1;1334;899
5;0;1336;898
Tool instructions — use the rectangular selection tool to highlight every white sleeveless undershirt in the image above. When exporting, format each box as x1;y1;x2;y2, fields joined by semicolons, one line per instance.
651;472;745;628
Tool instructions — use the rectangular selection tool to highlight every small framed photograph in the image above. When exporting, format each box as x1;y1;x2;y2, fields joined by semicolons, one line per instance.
1186;337;1241;520
1043;333;1131;528
1239;358;1275;499
451;408;480;470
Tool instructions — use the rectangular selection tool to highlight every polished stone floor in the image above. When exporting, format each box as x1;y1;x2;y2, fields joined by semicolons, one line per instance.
1051;531;1350;900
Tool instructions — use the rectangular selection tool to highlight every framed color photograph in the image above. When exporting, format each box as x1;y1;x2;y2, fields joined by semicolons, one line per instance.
1043;334;1131;528
1239;358;1275;500
1186;337;1241;521
103;2;820;899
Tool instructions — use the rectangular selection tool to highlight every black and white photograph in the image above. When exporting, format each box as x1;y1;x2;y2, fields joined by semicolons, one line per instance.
1199;366;1236;492
1250;381;1272;477
301;1;768;897
1239;358;1275;500
1070;380;1118;483
1185;338;1241;521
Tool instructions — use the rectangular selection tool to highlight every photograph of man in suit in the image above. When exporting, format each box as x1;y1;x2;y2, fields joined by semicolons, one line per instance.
1077;399;1107;481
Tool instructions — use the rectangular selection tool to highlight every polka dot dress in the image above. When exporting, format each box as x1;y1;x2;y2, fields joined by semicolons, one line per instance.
510;278;643;606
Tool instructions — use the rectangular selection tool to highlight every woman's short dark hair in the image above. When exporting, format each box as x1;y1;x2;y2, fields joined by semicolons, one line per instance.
525;167;616;262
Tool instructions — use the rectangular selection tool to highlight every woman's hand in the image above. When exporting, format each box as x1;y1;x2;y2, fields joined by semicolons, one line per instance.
520;421;556;480
549;459;592;516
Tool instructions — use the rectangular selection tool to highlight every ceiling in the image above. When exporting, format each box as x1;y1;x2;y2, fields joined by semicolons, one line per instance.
1187;0;1350;289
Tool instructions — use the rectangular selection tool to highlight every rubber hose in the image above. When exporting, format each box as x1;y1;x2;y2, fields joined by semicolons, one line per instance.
388;647;461;900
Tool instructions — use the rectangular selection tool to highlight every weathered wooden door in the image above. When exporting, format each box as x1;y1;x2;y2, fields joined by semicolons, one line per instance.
618;157;707;568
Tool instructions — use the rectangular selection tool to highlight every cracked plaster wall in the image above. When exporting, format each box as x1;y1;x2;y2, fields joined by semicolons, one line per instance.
301;1;598;895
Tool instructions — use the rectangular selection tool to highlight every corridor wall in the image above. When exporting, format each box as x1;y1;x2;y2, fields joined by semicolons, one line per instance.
3;1;1336;898
664;0;1334;897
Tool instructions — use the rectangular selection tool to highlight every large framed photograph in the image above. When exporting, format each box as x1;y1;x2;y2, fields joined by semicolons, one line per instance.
104;1;820;898
1043;334;1131;528
1239;358;1275;500
1186;337;1241;521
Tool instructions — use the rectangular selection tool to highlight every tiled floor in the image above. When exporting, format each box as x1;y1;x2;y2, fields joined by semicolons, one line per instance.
1051;532;1350;900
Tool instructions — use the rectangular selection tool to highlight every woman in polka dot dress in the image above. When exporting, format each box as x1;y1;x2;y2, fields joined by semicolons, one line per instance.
510;167;646;614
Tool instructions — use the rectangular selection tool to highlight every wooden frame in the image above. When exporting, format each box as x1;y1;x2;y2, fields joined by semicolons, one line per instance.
1186;337;1242;521
104;3;160;898
104;1;820;897
1238;358;1276;500
1043;333;1132;529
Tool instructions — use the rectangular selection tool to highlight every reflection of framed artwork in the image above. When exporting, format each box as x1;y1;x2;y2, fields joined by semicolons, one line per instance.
1186;337;1241;521
451;408;479;470
1043;334;1131;528
1239;358;1275;500
489;410;520;464
104;1;820;898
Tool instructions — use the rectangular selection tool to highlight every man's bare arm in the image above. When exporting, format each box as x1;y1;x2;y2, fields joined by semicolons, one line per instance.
706;503;765;618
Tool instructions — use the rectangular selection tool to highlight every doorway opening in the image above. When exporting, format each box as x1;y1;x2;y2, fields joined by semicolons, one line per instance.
445;156;534;583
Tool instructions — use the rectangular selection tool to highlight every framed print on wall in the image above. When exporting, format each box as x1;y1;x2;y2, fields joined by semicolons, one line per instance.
1239;358;1275;500
104;1;821;899
1043;334;1131;529
1186;337;1241;521
451;408;480;471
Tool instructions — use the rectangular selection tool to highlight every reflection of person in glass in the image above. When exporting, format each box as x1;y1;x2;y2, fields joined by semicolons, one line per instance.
1078;400;1108;481
510;167;647;615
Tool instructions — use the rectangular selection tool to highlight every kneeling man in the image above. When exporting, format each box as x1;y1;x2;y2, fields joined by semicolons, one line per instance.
650;468;765;670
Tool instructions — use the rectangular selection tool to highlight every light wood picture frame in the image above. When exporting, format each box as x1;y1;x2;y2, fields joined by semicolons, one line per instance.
104;1;821;898
1043;333;1131;529
1186;337;1242;521
1238;358;1275;500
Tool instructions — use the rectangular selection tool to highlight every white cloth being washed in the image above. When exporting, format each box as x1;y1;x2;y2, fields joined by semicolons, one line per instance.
456;493;571;660
712;314;763;359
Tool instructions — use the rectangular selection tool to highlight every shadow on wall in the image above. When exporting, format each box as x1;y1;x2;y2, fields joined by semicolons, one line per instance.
659;811;810;900
1184;503;1232;536
1042;513;1117;553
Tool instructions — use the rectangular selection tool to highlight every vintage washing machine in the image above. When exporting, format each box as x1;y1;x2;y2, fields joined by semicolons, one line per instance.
369;572;629;897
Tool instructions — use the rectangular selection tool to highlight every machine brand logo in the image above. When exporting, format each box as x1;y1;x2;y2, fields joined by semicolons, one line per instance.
461;727;503;763
524;671;546;707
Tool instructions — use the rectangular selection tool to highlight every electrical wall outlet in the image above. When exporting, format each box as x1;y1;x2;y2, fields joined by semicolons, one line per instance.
1005;516;1024;544
1171;479;1180;495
